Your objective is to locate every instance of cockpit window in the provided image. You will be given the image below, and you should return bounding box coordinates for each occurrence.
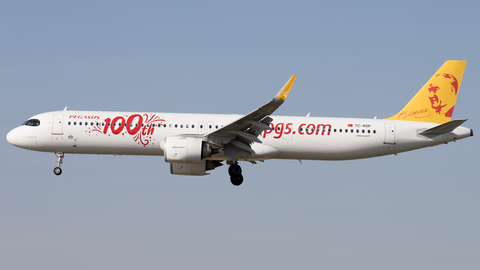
[22,119,41,126]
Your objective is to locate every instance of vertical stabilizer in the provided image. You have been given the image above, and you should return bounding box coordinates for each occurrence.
[387,60,467,123]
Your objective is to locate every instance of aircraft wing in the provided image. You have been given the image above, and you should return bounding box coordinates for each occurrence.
[204,75,296,150]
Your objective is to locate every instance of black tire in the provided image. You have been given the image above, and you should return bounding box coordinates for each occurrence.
[228,164,242,177]
[53,167,62,176]
[230,175,244,186]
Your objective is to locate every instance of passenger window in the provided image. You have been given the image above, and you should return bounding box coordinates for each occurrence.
[79,122,82,126]
[362,130,365,133]
[192,125,194,128]
[200,125,203,128]
[74,122,77,125]
[175,124,178,128]
[373,130,376,134]
[180,124,183,128]
[215,125,218,129]
[68,122,71,125]
[368,130,370,133]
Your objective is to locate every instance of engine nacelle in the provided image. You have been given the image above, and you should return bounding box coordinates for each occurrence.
[170,160,223,176]
[162,137,212,163]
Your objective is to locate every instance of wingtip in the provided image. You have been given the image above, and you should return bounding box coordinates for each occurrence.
[275,75,297,100]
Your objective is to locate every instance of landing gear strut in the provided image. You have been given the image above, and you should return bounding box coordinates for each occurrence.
[54,152,64,176]
[228,163,243,186]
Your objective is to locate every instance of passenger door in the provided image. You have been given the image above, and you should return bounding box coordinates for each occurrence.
[52,114,64,135]
[384,122,396,144]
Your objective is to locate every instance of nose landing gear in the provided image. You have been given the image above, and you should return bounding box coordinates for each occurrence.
[54,152,64,175]
[228,163,243,186]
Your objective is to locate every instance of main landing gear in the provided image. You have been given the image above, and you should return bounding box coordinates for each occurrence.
[53,152,64,176]
[228,163,243,186]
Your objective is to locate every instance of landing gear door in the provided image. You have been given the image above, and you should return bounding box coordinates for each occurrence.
[52,114,64,135]
[384,122,396,144]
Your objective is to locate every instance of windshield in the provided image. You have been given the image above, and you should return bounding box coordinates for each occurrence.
[22,119,40,126]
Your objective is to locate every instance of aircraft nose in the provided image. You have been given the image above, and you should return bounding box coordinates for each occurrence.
[6,127,24,147]
[6,129,16,145]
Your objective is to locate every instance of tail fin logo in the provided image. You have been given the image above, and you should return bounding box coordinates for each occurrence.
[387,60,466,124]
[428,73,458,117]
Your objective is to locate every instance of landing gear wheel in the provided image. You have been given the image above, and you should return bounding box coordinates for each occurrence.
[228,164,242,176]
[54,152,64,176]
[53,167,62,176]
[230,175,244,186]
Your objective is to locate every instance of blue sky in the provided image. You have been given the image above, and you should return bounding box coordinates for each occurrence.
[1,1,480,269]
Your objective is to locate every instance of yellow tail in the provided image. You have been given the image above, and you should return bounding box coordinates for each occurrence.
[387,60,467,123]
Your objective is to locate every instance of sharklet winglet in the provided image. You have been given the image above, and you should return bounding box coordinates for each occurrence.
[274,75,297,100]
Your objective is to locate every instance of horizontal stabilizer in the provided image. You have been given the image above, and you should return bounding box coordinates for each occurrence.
[419,119,467,136]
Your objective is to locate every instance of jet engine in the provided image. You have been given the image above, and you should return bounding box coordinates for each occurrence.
[170,160,223,176]
[162,136,214,163]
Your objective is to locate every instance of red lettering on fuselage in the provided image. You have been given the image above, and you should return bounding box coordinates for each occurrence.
[69,115,100,119]
[274,123,284,139]
[263,122,332,139]
[90,113,165,146]
[263,123,274,138]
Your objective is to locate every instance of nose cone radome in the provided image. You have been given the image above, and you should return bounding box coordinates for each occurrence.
[6,129,16,145]
[6,127,27,148]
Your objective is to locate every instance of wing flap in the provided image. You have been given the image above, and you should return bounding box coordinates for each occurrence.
[245,120,272,130]
[230,140,254,154]
[228,130,263,143]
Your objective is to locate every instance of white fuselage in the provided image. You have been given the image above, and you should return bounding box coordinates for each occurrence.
[6,110,473,161]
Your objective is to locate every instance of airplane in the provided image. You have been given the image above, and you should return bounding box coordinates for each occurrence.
[6,60,473,186]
